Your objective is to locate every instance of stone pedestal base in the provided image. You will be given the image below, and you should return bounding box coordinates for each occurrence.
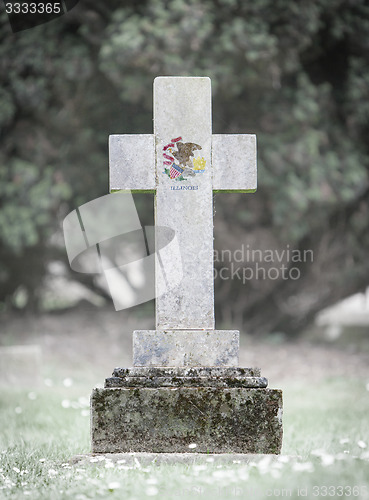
[133,330,240,367]
[91,367,283,454]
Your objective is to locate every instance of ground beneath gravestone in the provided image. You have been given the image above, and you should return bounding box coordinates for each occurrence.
[0,302,368,387]
[1,303,369,500]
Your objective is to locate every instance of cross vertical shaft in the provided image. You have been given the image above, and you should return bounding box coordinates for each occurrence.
[154,77,214,330]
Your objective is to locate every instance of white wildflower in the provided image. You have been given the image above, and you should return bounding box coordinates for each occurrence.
[146,486,159,496]
[335,453,349,460]
[193,464,207,472]
[108,482,121,490]
[292,462,314,472]
[358,440,367,449]
[238,468,249,481]
[212,469,238,481]
[78,396,89,407]
[321,454,335,466]
[63,378,73,387]
[271,468,281,479]
[311,448,325,457]
[256,455,272,473]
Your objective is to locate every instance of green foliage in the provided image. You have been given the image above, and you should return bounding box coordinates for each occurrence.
[0,0,368,320]
[260,73,368,240]
[0,11,116,305]
[0,160,71,253]
[98,0,369,246]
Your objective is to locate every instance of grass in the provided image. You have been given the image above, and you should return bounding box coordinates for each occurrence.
[0,377,369,499]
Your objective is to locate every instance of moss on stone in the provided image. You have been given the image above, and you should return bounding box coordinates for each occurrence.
[91,387,283,454]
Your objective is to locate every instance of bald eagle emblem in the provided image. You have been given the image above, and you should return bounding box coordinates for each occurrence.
[163,136,206,181]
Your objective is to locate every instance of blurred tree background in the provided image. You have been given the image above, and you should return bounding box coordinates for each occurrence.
[0,0,368,335]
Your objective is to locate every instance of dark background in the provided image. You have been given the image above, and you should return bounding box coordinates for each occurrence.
[1,0,369,337]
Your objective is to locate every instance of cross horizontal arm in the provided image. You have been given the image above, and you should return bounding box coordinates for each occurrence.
[109,134,156,192]
[212,134,257,192]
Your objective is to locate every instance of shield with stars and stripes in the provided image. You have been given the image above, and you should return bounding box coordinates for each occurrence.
[170,163,184,179]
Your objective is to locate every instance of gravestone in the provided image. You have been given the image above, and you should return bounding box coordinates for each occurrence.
[91,77,283,454]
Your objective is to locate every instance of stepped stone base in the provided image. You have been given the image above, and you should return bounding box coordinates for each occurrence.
[91,367,283,454]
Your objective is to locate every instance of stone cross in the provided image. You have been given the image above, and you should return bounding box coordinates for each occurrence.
[92,77,282,455]
[109,77,257,367]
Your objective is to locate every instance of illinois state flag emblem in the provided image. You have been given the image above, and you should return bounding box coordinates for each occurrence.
[162,135,206,181]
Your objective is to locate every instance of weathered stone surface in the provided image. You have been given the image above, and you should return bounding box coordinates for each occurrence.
[108,366,266,389]
[113,367,261,377]
[105,375,268,388]
[91,387,283,454]
[212,134,257,192]
[109,134,155,192]
[154,76,214,330]
[133,329,239,367]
